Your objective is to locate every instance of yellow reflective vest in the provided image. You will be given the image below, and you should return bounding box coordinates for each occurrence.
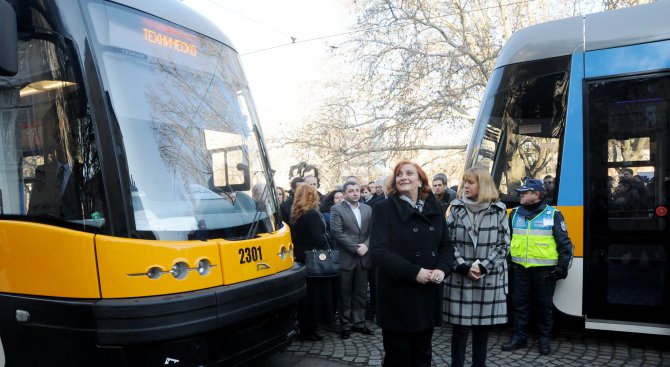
[510,206,559,268]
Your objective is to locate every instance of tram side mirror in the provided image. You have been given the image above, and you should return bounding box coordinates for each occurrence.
[211,145,251,192]
[0,0,18,76]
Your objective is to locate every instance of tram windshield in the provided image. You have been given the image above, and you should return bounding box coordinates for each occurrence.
[87,2,277,240]
[469,56,570,206]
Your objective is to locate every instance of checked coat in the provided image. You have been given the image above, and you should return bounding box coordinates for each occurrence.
[444,199,510,326]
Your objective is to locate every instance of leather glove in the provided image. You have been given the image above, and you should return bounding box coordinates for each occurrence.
[455,263,470,275]
[549,267,568,281]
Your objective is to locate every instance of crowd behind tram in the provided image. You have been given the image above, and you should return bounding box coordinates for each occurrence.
[276,162,573,367]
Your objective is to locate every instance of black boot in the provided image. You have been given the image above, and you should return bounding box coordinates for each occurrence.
[501,337,527,352]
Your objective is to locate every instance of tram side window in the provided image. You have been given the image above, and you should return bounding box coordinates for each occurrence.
[588,75,669,230]
[473,56,570,207]
[0,37,107,232]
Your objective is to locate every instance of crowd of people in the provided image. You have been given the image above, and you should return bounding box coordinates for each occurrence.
[279,162,573,367]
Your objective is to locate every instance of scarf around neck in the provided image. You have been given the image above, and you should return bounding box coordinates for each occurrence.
[461,194,490,236]
[399,194,424,213]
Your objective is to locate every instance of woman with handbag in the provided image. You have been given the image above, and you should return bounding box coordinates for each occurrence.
[369,160,455,367]
[291,184,336,341]
[444,166,510,367]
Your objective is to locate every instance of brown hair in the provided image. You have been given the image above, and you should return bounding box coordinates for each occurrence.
[291,185,320,223]
[457,166,500,203]
[386,160,432,200]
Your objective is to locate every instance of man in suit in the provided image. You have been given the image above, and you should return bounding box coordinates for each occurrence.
[365,179,384,207]
[330,181,373,339]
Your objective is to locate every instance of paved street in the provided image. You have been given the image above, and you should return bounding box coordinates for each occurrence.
[248,323,670,367]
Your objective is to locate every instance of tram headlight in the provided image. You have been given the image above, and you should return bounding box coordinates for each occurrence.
[197,259,211,276]
[171,262,189,279]
[147,266,163,279]
[279,246,287,261]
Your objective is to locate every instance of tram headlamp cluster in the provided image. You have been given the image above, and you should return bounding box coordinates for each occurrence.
[279,246,287,260]
[131,258,216,280]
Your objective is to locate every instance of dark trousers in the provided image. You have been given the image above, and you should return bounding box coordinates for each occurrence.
[368,265,377,312]
[511,264,556,343]
[451,324,489,367]
[339,264,368,330]
[382,328,433,367]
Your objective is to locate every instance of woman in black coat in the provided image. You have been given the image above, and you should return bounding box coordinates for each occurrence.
[290,185,335,341]
[369,160,455,367]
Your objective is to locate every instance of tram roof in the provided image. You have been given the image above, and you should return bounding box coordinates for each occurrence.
[111,0,236,51]
[494,1,670,69]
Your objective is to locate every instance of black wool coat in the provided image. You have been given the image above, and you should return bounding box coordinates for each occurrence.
[290,209,328,264]
[369,194,455,332]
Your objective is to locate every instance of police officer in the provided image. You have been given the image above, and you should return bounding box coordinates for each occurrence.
[501,179,573,355]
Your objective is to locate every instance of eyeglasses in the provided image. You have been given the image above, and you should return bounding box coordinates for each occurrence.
[544,180,555,184]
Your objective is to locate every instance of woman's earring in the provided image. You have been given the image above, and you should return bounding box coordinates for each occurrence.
[418,184,422,188]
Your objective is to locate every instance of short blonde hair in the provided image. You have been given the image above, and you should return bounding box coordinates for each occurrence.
[457,166,499,203]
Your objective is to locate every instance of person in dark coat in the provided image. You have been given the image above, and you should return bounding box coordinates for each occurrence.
[280,177,305,224]
[445,166,510,367]
[369,160,455,367]
[431,173,454,215]
[290,185,335,341]
[320,189,344,233]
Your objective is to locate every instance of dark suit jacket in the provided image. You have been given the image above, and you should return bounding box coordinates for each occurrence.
[330,201,372,270]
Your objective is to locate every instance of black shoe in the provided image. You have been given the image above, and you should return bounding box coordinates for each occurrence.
[538,342,551,355]
[298,331,320,341]
[340,330,351,339]
[352,326,374,335]
[501,338,527,351]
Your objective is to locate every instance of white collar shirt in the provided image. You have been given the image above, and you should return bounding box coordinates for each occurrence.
[346,201,362,228]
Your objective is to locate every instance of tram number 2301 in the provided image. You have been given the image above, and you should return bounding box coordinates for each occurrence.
[239,246,263,264]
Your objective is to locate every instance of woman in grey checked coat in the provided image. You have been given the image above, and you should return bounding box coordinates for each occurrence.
[445,166,510,367]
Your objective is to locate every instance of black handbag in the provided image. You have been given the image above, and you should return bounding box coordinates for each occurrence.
[303,233,340,277]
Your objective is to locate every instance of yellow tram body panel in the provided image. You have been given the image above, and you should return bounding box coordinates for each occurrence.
[219,224,294,284]
[556,206,583,257]
[95,235,224,298]
[96,224,295,298]
[0,221,100,298]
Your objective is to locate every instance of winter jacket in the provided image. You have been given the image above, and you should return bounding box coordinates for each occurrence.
[444,199,510,326]
[369,193,454,332]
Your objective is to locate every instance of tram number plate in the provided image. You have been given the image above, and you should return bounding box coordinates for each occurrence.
[238,246,263,264]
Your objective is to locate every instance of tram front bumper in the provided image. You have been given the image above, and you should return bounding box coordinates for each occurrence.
[95,264,305,345]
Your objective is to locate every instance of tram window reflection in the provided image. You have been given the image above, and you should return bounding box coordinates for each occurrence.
[607,244,666,306]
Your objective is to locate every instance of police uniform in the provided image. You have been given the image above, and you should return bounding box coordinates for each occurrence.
[502,180,573,355]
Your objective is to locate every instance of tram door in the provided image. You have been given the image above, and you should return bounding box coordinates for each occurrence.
[585,72,670,326]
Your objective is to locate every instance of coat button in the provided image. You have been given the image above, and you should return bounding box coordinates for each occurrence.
[412,227,419,232]
[431,252,436,256]
[415,252,421,258]
[429,226,435,231]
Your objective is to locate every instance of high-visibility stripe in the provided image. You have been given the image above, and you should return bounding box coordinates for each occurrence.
[511,256,558,265]
[528,229,553,236]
